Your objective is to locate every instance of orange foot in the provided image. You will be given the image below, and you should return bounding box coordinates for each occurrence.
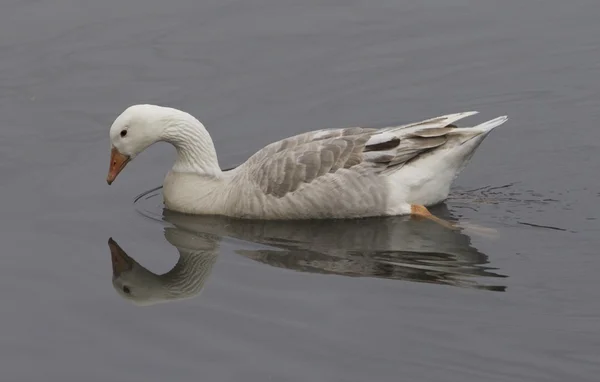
[410,204,499,238]
[410,204,458,230]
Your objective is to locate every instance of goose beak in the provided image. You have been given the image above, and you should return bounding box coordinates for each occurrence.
[107,147,130,185]
[108,238,134,277]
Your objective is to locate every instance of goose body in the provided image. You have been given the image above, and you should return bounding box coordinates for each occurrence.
[107,105,507,220]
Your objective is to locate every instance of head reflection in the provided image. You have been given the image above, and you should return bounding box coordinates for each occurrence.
[108,228,219,306]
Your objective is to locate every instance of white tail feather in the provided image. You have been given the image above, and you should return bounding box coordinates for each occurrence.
[402,111,480,129]
[384,111,480,133]
[473,115,509,133]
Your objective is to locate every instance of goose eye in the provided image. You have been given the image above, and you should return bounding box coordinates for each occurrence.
[120,130,127,137]
[122,286,131,294]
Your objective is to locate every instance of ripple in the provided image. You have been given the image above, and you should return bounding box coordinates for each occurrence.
[133,185,166,223]
[449,183,561,207]
[449,183,570,232]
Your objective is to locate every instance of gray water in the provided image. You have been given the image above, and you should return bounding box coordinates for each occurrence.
[1,0,599,381]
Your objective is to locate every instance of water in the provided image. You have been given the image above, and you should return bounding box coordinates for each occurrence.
[1,0,599,381]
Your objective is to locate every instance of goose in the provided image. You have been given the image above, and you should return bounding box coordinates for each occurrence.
[106,104,507,224]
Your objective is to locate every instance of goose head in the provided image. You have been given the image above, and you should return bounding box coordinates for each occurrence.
[107,105,169,184]
[106,104,218,185]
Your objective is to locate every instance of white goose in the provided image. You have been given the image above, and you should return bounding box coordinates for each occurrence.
[106,104,507,224]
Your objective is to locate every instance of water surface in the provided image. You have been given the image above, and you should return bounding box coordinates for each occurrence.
[1,1,599,381]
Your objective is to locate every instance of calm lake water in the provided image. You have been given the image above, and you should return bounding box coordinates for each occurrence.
[1,1,599,381]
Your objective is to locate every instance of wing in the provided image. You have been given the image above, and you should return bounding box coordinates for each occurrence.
[236,112,478,198]
[239,128,375,198]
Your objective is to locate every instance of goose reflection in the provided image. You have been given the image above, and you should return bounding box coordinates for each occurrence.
[109,204,507,305]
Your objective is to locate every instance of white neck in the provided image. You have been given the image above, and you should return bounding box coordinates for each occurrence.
[159,111,222,177]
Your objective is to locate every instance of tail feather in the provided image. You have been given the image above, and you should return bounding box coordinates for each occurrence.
[384,111,480,133]
[473,115,509,133]
[447,115,509,138]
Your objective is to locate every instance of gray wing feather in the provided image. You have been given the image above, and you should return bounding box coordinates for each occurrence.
[387,136,448,167]
[248,134,372,198]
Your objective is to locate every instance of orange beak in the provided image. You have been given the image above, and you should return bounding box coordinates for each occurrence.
[106,147,131,185]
